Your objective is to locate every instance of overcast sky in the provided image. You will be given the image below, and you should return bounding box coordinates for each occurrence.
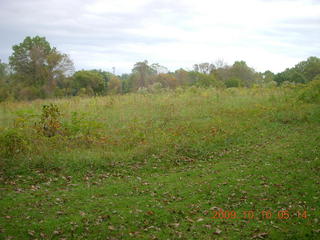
[0,0,319,74]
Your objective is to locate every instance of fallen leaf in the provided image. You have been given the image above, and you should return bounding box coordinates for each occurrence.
[252,232,268,239]
[108,225,115,230]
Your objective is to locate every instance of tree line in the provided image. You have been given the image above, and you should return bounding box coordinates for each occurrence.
[0,36,319,101]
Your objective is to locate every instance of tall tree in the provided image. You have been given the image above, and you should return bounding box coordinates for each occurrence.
[9,36,74,97]
[131,60,156,89]
[274,57,320,85]
[108,75,122,94]
[150,63,168,74]
[193,63,215,74]
[229,61,258,87]
[0,60,10,101]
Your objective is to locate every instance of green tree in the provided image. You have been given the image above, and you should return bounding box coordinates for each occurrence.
[119,73,132,93]
[294,57,320,82]
[0,60,8,79]
[91,69,114,91]
[262,70,275,83]
[0,60,10,101]
[72,70,106,96]
[196,73,224,88]
[212,64,232,83]
[229,61,258,87]
[9,36,74,98]
[274,57,320,85]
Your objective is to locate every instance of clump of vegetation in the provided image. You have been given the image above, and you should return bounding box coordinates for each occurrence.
[36,103,62,137]
[298,75,320,103]
[0,128,30,158]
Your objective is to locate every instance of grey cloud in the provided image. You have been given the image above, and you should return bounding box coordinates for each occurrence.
[0,0,319,73]
[0,0,189,53]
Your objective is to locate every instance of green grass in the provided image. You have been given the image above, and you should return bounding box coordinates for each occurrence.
[1,87,320,239]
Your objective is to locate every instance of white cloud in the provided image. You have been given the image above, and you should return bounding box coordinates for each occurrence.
[0,0,319,73]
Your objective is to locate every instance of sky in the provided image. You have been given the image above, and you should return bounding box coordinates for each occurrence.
[0,0,319,74]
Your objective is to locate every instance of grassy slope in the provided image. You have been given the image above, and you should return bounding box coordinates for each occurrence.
[0,87,319,239]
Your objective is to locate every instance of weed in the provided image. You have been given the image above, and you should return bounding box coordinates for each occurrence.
[36,103,62,137]
[0,128,30,158]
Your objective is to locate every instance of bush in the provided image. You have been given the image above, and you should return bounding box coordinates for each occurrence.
[0,87,10,102]
[225,77,241,88]
[36,104,62,137]
[18,86,44,100]
[137,87,149,95]
[265,81,277,88]
[0,128,30,158]
[298,75,320,103]
[148,82,164,93]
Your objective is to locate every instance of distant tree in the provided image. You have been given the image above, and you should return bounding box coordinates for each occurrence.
[0,60,10,101]
[212,64,232,82]
[214,59,228,68]
[73,70,105,95]
[155,73,178,89]
[294,57,320,82]
[193,63,215,74]
[131,60,156,89]
[0,60,7,79]
[196,73,224,88]
[262,70,275,83]
[119,73,131,93]
[150,63,168,74]
[174,68,191,86]
[108,75,122,94]
[91,69,114,90]
[274,57,320,85]
[229,61,257,87]
[187,71,202,86]
[9,36,74,98]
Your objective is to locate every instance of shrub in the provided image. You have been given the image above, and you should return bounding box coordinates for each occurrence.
[225,77,241,88]
[18,86,44,100]
[265,81,277,88]
[36,103,62,137]
[148,82,164,93]
[298,75,320,103]
[137,87,149,95]
[0,128,30,158]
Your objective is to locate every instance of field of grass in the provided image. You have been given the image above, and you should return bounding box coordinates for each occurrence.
[1,87,319,239]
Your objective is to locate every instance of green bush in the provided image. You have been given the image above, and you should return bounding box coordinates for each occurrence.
[298,75,320,103]
[18,86,44,100]
[36,104,62,137]
[0,128,30,158]
[148,82,164,93]
[137,87,149,95]
[225,77,241,88]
